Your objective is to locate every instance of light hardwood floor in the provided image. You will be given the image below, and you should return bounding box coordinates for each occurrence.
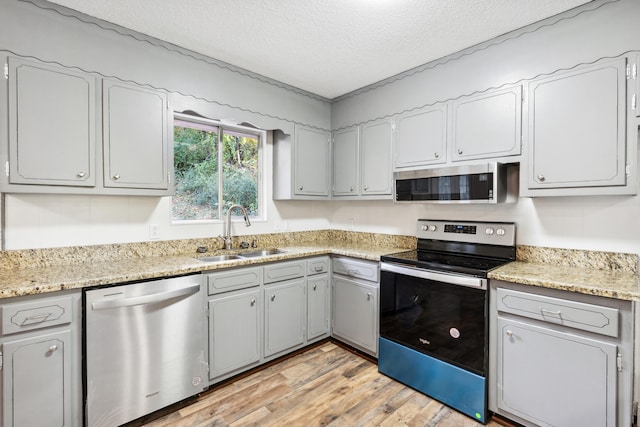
[143,342,507,427]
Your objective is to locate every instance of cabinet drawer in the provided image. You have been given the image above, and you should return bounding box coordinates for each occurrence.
[332,257,379,283]
[496,288,619,338]
[205,266,263,295]
[264,260,306,284]
[1,296,73,335]
[307,256,330,276]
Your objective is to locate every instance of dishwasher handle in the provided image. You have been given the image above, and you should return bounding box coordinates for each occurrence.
[92,283,200,310]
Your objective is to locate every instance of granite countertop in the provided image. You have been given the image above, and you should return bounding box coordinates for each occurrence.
[489,260,640,302]
[0,242,408,299]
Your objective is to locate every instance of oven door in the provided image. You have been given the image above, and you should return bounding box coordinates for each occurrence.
[380,262,488,376]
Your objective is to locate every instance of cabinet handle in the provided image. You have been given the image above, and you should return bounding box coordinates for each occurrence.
[250,298,256,306]
[434,152,439,159]
[298,186,303,191]
[537,173,546,182]
[48,344,58,353]
[76,171,86,178]
[314,265,323,272]
[363,186,368,191]
[313,284,317,291]
[505,330,513,337]
[457,149,463,155]
[350,186,354,192]
[347,269,359,276]
[540,307,562,317]
[113,174,121,180]
[367,292,372,301]
[270,294,276,302]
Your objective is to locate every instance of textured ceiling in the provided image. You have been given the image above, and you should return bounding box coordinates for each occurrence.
[46,0,591,99]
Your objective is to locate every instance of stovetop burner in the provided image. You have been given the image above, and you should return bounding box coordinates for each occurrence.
[381,219,516,278]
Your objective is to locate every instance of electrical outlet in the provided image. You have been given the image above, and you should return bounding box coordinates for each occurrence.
[149,224,160,240]
[347,218,355,230]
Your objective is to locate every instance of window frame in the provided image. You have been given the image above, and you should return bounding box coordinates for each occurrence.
[172,112,266,224]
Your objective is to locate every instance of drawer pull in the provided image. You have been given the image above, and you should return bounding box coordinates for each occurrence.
[540,307,562,318]
[314,265,324,272]
[21,313,52,325]
[506,330,513,337]
[48,345,58,353]
[347,269,359,276]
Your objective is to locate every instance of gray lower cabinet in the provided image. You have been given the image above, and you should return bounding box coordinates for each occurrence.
[208,289,261,381]
[264,279,306,358]
[524,57,629,195]
[331,257,379,356]
[489,280,634,427]
[307,273,330,341]
[0,290,82,427]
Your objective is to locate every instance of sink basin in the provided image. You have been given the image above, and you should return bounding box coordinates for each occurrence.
[239,249,284,258]
[195,254,242,262]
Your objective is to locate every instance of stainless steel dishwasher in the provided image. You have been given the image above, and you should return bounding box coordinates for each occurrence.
[84,274,206,427]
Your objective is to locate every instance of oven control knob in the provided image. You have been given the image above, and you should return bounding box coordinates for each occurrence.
[485,227,495,235]
[496,228,506,236]
[428,225,437,232]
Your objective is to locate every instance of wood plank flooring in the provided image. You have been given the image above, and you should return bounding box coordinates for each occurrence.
[143,342,507,427]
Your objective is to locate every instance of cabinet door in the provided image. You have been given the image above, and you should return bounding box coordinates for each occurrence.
[394,104,447,169]
[307,274,330,340]
[332,276,378,355]
[361,119,393,195]
[208,290,260,380]
[452,86,522,161]
[527,58,627,190]
[2,331,71,427]
[635,54,639,118]
[264,280,305,357]
[497,317,617,427]
[332,127,359,196]
[8,57,96,186]
[103,80,169,189]
[294,126,330,196]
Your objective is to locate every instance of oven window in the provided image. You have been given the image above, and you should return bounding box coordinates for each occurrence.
[380,270,487,375]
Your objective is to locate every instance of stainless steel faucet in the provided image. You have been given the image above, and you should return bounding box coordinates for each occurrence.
[222,204,251,249]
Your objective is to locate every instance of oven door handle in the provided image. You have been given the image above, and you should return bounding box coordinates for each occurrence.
[380,262,487,289]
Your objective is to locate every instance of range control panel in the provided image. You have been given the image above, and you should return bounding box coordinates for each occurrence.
[417,219,515,246]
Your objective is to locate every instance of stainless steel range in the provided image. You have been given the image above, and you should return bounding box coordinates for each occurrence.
[378,219,515,424]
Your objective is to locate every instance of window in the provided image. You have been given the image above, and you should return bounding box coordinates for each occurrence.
[172,114,263,221]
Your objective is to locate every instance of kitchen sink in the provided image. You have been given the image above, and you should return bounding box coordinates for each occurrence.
[238,249,284,258]
[195,254,242,262]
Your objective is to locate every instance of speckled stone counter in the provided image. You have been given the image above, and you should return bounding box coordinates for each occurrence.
[0,231,415,299]
[489,245,640,301]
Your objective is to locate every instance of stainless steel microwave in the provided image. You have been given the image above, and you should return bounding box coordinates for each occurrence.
[394,162,518,203]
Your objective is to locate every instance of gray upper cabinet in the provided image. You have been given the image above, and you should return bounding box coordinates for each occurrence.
[451,86,522,161]
[525,57,628,194]
[2,55,172,195]
[634,54,639,118]
[332,119,393,199]
[103,80,169,190]
[332,126,359,196]
[360,119,393,196]
[394,104,447,169]
[7,56,97,187]
[294,125,330,197]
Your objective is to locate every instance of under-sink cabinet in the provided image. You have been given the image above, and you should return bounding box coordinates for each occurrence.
[0,290,82,427]
[205,267,263,382]
[331,257,380,356]
[203,256,331,384]
[489,280,634,427]
[0,55,172,196]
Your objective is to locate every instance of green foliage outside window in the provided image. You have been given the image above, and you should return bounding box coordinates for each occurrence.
[172,120,259,221]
